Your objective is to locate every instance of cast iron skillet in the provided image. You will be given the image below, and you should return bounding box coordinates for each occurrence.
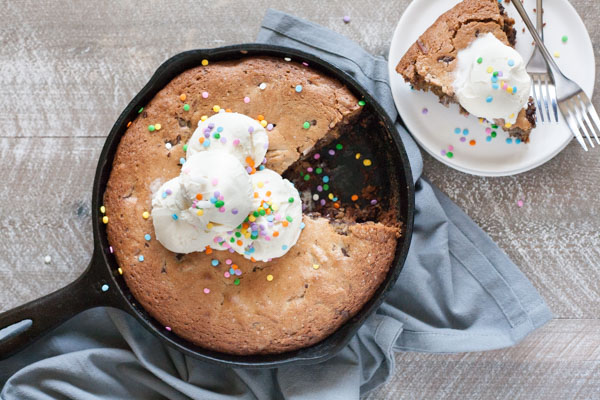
[0,44,414,368]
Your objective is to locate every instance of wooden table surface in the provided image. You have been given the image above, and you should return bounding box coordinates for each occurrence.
[1,0,599,398]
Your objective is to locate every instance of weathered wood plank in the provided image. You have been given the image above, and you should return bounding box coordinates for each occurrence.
[0,138,102,311]
[0,0,404,139]
[365,319,600,400]
[1,0,597,138]
[425,140,600,320]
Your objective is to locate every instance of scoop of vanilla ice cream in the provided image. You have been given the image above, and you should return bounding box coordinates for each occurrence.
[153,112,306,259]
[453,33,532,124]
[151,151,254,254]
[179,151,254,230]
[187,112,268,172]
[222,169,302,262]
[151,177,213,254]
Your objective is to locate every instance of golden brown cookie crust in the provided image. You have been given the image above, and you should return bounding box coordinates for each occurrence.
[103,56,400,355]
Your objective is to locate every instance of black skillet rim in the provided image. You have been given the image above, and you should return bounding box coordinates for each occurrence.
[92,43,415,368]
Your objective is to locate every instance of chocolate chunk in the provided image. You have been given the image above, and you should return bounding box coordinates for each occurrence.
[437,56,455,63]
[525,97,537,127]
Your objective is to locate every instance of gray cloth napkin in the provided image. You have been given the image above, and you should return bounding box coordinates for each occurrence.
[0,9,552,399]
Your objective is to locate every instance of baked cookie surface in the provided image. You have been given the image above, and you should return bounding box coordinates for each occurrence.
[104,56,401,355]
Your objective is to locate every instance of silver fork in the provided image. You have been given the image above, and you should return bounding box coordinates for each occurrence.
[526,0,558,123]
[513,0,600,151]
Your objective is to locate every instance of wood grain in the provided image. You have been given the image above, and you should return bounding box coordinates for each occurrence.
[365,320,600,400]
[425,141,600,319]
[0,0,599,398]
[0,138,101,310]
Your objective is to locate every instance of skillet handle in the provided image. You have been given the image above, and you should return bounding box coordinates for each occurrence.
[0,247,122,360]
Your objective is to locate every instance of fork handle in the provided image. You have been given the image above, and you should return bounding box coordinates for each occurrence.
[511,0,559,72]
[536,0,544,40]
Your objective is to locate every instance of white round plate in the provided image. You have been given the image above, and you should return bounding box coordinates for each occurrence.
[388,0,595,176]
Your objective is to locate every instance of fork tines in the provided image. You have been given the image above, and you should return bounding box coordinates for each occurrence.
[559,92,600,151]
[530,73,559,123]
